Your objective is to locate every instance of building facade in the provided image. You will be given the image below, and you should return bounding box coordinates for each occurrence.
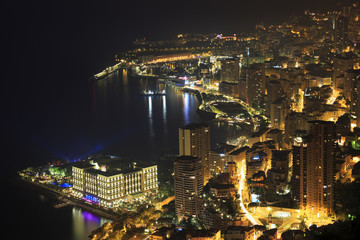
[334,16,349,54]
[292,138,308,209]
[306,121,336,216]
[267,150,292,193]
[209,151,227,177]
[247,63,266,106]
[174,156,203,220]
[357,77,360,128]
[219,81,240,98]
[72,163,158,208]
[179,123,210,184]
[220,58,240,83]
[270,97,287,130]
[344,69,360,115]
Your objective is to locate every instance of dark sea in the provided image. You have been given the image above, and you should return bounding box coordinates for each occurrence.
[3,70,246,240]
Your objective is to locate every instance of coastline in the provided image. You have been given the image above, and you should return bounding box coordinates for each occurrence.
[14,76,212,227]
[14,72,258,239]
[17,177,121,221]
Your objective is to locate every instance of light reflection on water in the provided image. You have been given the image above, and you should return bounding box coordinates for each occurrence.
[8,69,254,240]
[162,95,167,124]
[122,69,128,86]
[72,207,111,240]
[92,71,250,160]
[147,96,154,137]
[184,93,189,124]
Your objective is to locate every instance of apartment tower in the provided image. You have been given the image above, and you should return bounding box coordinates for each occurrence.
[174,156,203,220]
[306,121,336,216]
[179,123,210,184]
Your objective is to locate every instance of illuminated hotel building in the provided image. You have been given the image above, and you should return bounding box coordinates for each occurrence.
[179,123,210,185]
[72,163,158,208]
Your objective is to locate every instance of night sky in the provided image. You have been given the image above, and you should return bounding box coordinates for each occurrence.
[1,0,354,170]
[4,0,352,74]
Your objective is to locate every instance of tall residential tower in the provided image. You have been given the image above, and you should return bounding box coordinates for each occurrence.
[179,123,210,184]
[174,156,203,220]
[306,121,336,216]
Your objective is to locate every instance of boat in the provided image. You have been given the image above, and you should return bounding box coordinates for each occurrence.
[140,90,166,96]
[140,76,166,96]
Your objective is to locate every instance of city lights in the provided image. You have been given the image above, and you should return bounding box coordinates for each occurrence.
[14,1,360,239]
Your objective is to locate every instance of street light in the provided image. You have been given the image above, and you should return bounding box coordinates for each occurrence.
[268,213,272,226]
[267,207,272,228]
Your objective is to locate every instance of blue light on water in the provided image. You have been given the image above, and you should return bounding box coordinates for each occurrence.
[52,182,72,187]
[82,211,99,222]
[184,93,189,123]
[59,183,72,188]
[84,194,99,203]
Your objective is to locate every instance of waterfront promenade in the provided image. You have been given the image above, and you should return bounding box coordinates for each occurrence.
[19,177,122,221]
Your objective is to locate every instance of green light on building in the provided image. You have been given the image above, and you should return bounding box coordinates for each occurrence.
[351,140,360,150]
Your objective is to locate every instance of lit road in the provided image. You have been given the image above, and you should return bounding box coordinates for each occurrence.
[145,53,210,64]
[238,161,263,226]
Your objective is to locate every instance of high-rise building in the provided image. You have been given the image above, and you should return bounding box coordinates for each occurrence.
[209,151,227,177]
[174,156,203,220]
[247,63,266,106]
[220,58,240,83]
[270,97,287,130]
[179,123,210,184]
[219,81,240,98]
[266,80,283,115]
[335,114,351,137]
[344,69,360,114]
[306,121,336,216]
[333,56,354,89]
[208,145,238,177]
[238,74,247,101]
[334,16,349,54]
[284,112,310,144]
[267,150,292,193]
[357,77,360,128]
[292,137,308,209]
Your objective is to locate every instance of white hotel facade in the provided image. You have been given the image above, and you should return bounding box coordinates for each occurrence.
[72,163,158,208]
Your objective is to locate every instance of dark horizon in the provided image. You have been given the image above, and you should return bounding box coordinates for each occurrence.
[5,1,355,73]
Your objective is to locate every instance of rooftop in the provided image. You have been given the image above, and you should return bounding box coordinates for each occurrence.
[86,168,124,177]
[229,146,250,155]
[182,122,209,130]
[72,162,94,169]
[225,225,254,233]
